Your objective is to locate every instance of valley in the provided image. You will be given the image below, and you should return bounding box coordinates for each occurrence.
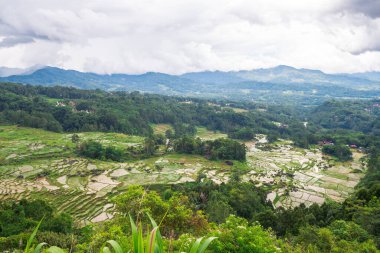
[0,83,379,252]
[0,125,366,225]
[2,1,380,251]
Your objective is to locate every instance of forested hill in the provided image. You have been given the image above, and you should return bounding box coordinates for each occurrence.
[0,82,302,138]
[310,99,380,135]
[3,82,380,149]
[2,66,380,104]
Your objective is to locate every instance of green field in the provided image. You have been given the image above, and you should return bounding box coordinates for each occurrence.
[195,127,227,140]
[151,123,173,135]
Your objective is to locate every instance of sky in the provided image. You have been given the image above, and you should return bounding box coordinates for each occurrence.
[0,0,379,74]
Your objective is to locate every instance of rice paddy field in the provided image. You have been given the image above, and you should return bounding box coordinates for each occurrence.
[0,125,366,225]
[245,135,366,209]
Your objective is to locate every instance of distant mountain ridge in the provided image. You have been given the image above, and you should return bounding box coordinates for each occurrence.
[1,65,380,104]
[0,67,195,91]
[0,65,44,77]
[181,65,378,87]
[1,65,379,88]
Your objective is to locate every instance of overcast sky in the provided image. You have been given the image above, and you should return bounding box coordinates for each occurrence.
[0,0,379,74]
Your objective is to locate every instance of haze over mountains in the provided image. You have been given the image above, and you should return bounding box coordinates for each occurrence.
[1,65,380,104]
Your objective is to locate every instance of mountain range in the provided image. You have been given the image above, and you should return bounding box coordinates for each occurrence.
[1,65,380,104]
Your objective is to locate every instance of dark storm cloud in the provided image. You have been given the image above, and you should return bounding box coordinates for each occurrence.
[344,0,380,18]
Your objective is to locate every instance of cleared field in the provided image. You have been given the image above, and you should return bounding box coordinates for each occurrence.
[152,124,227,140]
[206,102,249,113]
[78,132,144,148]
[222,106,249,113]
[195,127,227,140]
[151,124,173,135]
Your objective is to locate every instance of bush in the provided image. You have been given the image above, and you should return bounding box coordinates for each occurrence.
[322,144,352,161]
[78,140,124,161]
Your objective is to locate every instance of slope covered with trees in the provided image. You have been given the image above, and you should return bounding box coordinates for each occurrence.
[310,99,380,135]
[0,82,314,145]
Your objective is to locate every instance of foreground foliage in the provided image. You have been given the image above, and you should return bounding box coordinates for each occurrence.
[22,215,216,253]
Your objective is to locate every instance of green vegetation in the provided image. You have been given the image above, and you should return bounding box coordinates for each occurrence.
[2,184,379,252]
[0,83,293,140]
[1,82,344,149]
[195,127,227,140]
[311,99,380,135]
[152,124,173,135]
[322,145,353,162]
[78,140,126,161]
[1,83,380,252]
[0,200,73,250]
[173,137,246,161]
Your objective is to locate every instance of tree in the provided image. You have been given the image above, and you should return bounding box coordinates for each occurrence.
[206,191,235,223]
[104,146,123,161]
[112,186,208,237]
[144,137,157,156]
[208,215,285,253]
[165,129,174,139]
[322,145,352,161]
[71,134,80,143]
[78,140,103,159]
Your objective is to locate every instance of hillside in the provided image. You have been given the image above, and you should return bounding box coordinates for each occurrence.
[0,125,367,223]
[310,99,380,135]
[2,66,380,105]
[1,83,380,252]
[0,82,304,138]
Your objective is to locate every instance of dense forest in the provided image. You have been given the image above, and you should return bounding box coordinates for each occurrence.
[310,99,380,135]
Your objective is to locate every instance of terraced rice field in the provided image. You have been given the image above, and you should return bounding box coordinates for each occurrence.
[0,126,367,224]
[245,135,366,208]
[0,126,233,224]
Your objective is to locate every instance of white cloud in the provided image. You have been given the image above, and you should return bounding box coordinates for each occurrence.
[0,0,379,74]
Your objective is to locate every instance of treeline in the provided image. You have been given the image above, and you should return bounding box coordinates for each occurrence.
[78,136,246,162]
[0,82,314,143]
[173,137,246,161]
[78,140,125,161]
[322,144,353,161]
[77,134,164,161]
[359,147,380,189]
